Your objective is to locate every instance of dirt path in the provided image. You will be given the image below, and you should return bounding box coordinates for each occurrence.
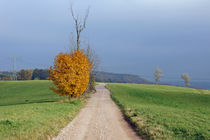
[52,83,141,140]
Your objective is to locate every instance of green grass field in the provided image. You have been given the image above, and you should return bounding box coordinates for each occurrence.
[107,83,210,140]
[0,80,62,106]
[0,80,88,140]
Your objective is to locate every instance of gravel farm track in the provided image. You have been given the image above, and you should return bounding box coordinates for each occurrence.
[52,83,141,140]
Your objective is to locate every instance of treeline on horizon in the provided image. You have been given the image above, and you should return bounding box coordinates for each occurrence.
[0,69,49,80]
[0,70,150,84]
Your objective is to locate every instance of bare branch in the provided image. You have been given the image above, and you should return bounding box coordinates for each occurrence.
[70,5,77,21]
[82,7,90,30]
[70,6,90,51]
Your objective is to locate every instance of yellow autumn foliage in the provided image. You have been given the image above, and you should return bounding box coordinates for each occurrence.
[49,50,92,97]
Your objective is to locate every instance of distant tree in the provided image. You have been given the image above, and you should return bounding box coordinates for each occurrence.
[32,69,49,80]
[17,69,33,80]
[0,76,12,81]
[32,69,40,80]
[39,69,49,80]
[181,73,191,86]
[154,67,163,84]
[0,74,4,79]
[49,50,92,97]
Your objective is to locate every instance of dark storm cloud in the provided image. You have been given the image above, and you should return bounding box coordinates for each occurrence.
[0,0,210,81]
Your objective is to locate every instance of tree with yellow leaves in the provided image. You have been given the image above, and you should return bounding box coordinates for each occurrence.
[49,50,92,97]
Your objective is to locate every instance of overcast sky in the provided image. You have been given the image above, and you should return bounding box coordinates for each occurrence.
[0,0,210,81]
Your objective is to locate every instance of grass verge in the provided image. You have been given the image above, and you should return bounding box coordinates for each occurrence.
[107,83,210,140]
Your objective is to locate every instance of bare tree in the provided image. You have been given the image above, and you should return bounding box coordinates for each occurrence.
[85,44,100,90]
[154,67,163,84]
[181,73,191,86]
[71,6,89,51]
[86,44,100,71]
[70,6,99,91]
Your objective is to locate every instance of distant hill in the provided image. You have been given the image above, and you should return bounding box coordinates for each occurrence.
[0,71,13,77]
[95,71,150,84]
